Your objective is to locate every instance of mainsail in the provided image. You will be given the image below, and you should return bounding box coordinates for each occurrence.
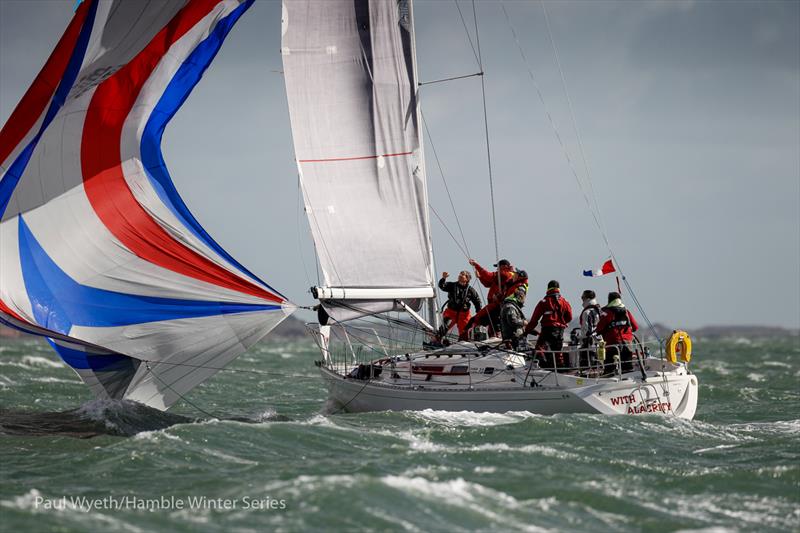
[0,0,291,410]
[281,0,436,321]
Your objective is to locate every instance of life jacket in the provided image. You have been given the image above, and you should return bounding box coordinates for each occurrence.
[608,306,631,331]
[500,298,525,340]
[447,283,473,311]
[580,304,601,326]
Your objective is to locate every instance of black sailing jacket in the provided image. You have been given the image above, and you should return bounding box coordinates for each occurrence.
[438,278,482,312]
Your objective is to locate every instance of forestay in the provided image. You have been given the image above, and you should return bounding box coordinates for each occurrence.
[281,0,435,320]
[0,0,291,410]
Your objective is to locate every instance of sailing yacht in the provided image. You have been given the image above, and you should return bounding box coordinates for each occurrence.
[0,0,698,418]
[281,0,698,418]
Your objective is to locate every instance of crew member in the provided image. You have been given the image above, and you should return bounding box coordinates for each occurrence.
[524,280,573,370]
[500,285,528,350]
[595,291,639,374]
[578,289,601,368]
[459,258,517,339]
[438,270,482,336]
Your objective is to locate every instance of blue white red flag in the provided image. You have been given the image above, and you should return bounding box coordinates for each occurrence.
[583,259,616,277]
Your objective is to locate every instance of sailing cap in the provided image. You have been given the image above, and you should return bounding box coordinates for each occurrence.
[608,291,621,302]
[547,280,560,290]
[582,290,595,300]
[494,259,511,268]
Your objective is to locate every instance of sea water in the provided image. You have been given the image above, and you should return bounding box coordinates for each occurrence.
[0,335,798,532]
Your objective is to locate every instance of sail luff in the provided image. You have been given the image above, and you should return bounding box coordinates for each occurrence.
[407,0,439,328]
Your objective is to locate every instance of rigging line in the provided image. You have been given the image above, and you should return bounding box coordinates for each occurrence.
[540,0,607,238]
[430,205,469,258]
[499,2,610,251]
[471,0,500,262]
[621,275,660,341]
[453,0,480,67]
[329,377,372,415]
[420,111,486,303]
[298,175,345,288]
[419,71,483,86]
[143,362,219,419]
[545,4,653,332]
[140,359,320,380]
[506,0,654,337]
[421,110,471,258]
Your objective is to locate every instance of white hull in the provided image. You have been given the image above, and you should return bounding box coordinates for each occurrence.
[318,342,698,419]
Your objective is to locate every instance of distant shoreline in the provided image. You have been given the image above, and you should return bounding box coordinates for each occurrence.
[1,317,797,341]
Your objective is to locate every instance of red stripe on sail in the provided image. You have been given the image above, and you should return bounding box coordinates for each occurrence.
[298,151,412,163]
[81,0,282,303]
[0,1,93,166]
[0,298,26,323]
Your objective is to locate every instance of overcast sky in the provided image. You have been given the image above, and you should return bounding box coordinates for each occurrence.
[1,0,798,329]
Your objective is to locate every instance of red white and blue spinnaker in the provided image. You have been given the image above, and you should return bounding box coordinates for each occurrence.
[0,0,292,410]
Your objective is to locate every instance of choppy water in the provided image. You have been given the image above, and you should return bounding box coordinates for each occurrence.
[1,335,798,532]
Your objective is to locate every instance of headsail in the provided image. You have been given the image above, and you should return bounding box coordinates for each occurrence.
[281,0,435,321]
[0,0,291,410]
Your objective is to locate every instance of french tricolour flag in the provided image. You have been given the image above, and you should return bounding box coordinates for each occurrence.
[583,259,616,277]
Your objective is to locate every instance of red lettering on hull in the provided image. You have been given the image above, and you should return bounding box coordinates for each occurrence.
[610,393,637,406]
[626,402,672,415]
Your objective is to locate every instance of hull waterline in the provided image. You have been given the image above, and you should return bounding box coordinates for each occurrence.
[319,365,698,419]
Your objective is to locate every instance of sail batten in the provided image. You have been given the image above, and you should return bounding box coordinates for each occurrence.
[282,0,435,318]
[0,0,290,410]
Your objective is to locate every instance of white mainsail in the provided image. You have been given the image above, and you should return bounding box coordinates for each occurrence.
[281,0,435,321]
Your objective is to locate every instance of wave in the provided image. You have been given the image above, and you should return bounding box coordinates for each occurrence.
[0,400,192,438]
[408,408,541,427]
[0,399,292,438]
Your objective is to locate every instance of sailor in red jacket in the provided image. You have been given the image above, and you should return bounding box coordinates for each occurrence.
[595,291,639,374]
[461,259,522,339]
[524,280,573,369]
[471,258,515,306]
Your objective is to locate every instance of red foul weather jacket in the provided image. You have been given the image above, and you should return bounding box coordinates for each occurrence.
[473,262,516,305]
[524,289,573,335]
[595,306,639,345]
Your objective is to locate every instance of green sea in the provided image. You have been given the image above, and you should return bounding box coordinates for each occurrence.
[1,335,798,532]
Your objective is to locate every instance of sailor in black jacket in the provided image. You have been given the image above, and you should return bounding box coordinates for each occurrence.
[438,270,482,336]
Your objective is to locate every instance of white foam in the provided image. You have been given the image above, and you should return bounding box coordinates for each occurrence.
[260,474,362,499]
[380,475,546,531]
[133,430,184,443]
[202,448,258,466]
[0,489,44,511]
[31,376,76,384]
[746,373,765,382]
[170,508,210,525]
[762,360,792,368]
[675,526,739,533]
[0,489,147,531]
[410,409,540,427]
[21,355,63,368]
[692,444,739,454]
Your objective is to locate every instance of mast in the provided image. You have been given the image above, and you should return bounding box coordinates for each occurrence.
[409,0,439,330]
